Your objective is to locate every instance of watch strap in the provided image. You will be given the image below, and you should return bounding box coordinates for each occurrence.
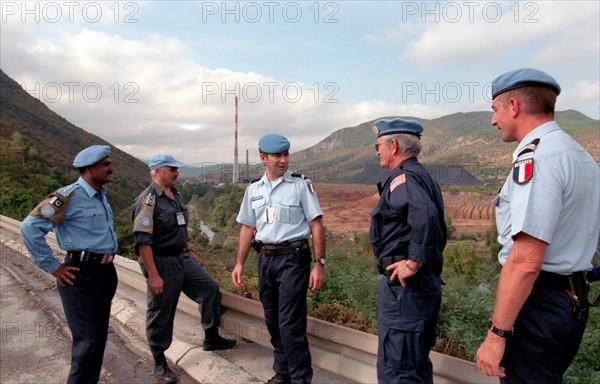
[487,320,514,338]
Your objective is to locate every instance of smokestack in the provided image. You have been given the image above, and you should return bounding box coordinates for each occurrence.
[246,149,249,181]
[233,96,239,184]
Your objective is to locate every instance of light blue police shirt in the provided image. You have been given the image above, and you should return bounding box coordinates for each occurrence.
[20,177,118,274]
[494,121,600,274]
[236,171,324,244]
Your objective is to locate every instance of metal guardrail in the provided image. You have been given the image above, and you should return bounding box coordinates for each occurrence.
[0,214,494,384]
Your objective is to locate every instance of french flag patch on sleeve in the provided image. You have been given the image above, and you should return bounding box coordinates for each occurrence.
[513,158,534,184]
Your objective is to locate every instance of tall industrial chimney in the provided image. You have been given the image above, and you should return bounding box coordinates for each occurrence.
[233,96,239,184]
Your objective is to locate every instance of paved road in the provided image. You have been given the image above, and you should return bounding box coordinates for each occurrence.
[0,243,196,384]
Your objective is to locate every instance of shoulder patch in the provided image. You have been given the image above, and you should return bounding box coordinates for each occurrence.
[513,158,534,184]
[133,193,156,235]
[517,138,540,158]
[29,190,76,226]
[390,174,406,192]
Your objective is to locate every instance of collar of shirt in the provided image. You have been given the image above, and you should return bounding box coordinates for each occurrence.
[77,176,107,198]
[258,170,294,186]
[512,121,560,161]
[149,182,178,197]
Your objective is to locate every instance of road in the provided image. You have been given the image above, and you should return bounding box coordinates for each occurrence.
[0,243,197,384]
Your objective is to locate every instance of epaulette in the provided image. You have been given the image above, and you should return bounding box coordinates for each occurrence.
[249,177,261,185]
[56,182,80,197]
[292,172,316,194]
[517,138,540,157]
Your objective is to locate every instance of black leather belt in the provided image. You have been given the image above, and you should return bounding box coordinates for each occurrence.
[66,251,114,264]
[259,240,310,256]
[534,270,586,291]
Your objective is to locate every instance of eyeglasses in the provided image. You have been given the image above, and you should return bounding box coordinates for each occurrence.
[374,139,394,152]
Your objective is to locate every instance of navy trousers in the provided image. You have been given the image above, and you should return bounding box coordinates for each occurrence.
[500,288,588,384]
[140,254,221,354]
[259,251,312,384]
[58,260,117,384]
[377,273,441,384]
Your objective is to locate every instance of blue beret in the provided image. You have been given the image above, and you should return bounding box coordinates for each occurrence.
[258,134,290,154]
[73,145,111,168]
[492,68,561,99]
[148,153,187,170]
[372,118,423,138]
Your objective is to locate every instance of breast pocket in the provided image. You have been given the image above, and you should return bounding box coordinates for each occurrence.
[277,196,303,223]
[74,205,106,228]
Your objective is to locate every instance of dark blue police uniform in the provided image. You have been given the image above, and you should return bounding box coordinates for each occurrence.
[369,119,447,383]
[236,134,324,384]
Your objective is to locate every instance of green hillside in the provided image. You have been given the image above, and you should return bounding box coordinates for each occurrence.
[0,69,149,237]
[293,111,599,185]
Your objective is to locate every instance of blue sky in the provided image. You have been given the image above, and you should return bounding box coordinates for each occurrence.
[2,1,599,165]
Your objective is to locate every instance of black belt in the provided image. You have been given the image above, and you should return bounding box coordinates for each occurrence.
[66,251,114,264]
[534,270,586,291]
[258,239,310,256]
[153,245,185,257]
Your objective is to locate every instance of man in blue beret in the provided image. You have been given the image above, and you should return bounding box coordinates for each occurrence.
[476,68,599,382]
[233,134,326,384]
[369,118,447,383]
[132,153,236,383]
[20,144,118,384]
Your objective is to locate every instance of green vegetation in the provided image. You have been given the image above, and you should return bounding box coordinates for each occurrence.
[180,185,599,383]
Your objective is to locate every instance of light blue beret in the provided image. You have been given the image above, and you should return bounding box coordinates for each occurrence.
[492,68,561,99]
[372,118,423,138]
[73,145,111,168]
[148,153,187,170]
[258,134,290,154]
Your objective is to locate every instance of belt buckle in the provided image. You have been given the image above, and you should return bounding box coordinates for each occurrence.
[101,254,114,264]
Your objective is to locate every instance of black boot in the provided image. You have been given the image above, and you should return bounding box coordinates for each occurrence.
[153,351,178,383]
[267,373,291,384]
[202,329,237,351]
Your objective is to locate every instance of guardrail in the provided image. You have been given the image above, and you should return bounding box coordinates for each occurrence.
[0,214,493,384]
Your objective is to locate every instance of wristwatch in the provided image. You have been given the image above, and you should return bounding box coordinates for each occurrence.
[487,320,514,338]
[313,258,325,266]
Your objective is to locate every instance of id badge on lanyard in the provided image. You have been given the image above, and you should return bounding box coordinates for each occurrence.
[176,212,186,226]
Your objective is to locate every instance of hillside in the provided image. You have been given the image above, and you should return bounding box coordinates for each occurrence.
[293,111,599,186]
[0,69,149,218]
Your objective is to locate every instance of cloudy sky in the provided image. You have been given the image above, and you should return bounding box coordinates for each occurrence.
[2,1,598,166]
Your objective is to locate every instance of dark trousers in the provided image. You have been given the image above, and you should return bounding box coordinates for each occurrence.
[58,261,117,384]
[258,252,312,384]
[140,254,221,354]
[500,288,588,384]
[377,273,441,384]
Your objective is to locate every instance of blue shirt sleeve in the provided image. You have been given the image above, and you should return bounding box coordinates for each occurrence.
[20,215,62,274]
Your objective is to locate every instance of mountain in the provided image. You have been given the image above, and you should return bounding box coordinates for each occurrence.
[0,69,149,217]
[292,111,599,186]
